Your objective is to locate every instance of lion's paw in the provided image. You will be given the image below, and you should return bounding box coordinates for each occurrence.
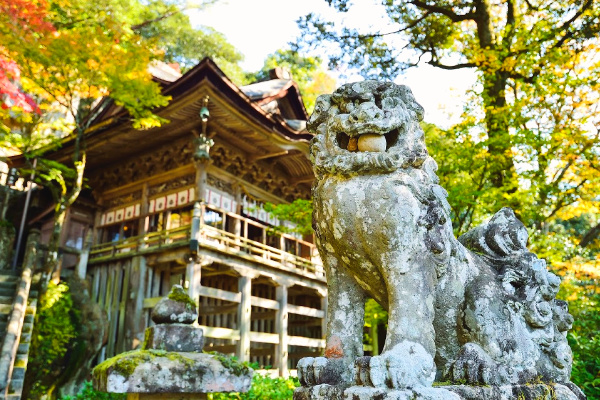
[297,357,349,387]
[354,341,436,389]
[448,343,503,385]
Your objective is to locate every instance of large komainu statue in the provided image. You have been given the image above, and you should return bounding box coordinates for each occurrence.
[296,81,585,400]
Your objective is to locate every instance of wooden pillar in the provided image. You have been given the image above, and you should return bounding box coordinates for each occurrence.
[186,258,202,306]
[275,283,289,376]
[126,256,147,350]
[234,185,242,237]
[237,275,252,363]
[195,160,209,203]
[320,294,328,341]
[139,182,149,237]
[76,230,93,279]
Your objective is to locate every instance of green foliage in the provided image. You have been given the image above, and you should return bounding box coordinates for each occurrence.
[118,0,247,83]
[556,270,600,399]
[263,199,313,237]
[58,381,125,400]
[208,371,299,400]
[27,281,80,398]
[0,219,15,231]
[296,1,600,237]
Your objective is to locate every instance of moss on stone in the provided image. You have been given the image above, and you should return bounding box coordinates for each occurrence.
[203,351,252,376]
[93,349,199,382]
[167,286,197,309]
[141,328,151,350]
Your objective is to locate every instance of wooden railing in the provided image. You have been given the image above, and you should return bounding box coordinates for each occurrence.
[89,225,191,260]
[89,203,323,276]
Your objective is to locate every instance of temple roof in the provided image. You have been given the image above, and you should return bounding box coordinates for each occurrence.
[9,58,315,193]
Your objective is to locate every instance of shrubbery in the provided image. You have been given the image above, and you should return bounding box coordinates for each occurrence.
[209,367,298,400]
[26,281,80,398]
[58,381,125,400]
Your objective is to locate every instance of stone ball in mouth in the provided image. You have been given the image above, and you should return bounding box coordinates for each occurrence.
[357,134,386,152]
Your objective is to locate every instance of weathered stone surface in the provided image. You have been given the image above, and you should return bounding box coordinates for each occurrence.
[143,324,204,352]
[92,350,252,394]
[297,80,584,399]
[294,384,582,400]
[151,285,197,324]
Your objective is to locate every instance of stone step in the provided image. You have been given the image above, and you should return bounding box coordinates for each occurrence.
[0,304,12,314]
[0,270,20,277]
[22,322,32,332]
[9,377,23,393]
[0,281,17,290]
[0,288,15,297]
[24,314,33,324]
[17,342,29,355]
[14,354,28,369]
[20,331,30,344]
[0,274,19,282]
[11,367,25,381]
[0,295,14,304]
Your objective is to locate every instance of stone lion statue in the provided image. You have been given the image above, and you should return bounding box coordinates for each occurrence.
[296,81,584,400]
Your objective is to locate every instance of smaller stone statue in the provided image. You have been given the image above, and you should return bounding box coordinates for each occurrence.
[93,285,253,399]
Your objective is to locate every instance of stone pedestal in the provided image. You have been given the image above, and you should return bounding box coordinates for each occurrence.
[294,383,586,400]
[93,285,253,398]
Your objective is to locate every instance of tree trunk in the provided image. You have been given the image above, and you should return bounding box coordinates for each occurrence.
[482,70,515,189]
[580,222,600,248]
[43,152,87,281]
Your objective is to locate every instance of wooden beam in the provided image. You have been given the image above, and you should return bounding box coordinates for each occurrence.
[198,286,241,303]
[248,150,288,162]
[198,304,238,315]
[291,174,314,184]
[288,336,325,348]
[288,304,325,318]
[250,296,280,310]
[198,325,240,340]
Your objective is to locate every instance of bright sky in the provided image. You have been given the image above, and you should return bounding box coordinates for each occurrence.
[188,0,477,127]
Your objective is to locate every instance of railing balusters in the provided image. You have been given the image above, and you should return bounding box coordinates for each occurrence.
[88,205,322,275]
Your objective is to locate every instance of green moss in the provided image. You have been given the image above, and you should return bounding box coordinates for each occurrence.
[167,286,197,309]
[203,351,252,376]
[93,349,199,382]
[142,328,151,350]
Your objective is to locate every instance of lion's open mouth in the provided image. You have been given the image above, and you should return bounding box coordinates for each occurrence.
[335,129,400,153]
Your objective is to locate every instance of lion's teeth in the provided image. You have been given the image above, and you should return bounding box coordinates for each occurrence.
[357,134,387,152]
[347,137,358,152]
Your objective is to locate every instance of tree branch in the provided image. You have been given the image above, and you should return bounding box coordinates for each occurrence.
[580,222,600,247]
[341,11,431,39]
[131,10,180,31]
[553,0,593,49]
[427,59,476,70]
[408,0,476,22]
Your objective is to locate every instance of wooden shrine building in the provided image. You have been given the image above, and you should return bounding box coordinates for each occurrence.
[13,58,326,375]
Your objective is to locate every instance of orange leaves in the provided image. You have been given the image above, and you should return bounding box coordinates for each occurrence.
[0,0,55,34]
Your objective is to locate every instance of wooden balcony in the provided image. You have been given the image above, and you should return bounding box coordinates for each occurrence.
[88,203,323,279]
